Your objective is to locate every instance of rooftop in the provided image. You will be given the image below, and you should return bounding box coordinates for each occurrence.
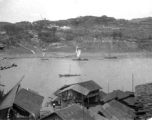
[54,80,102,96]
[103,90,133,103]
[41,104,95,120]
[77,80,102,91]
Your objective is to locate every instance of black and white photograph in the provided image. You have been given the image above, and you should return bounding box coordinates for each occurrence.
[0,0,152,119]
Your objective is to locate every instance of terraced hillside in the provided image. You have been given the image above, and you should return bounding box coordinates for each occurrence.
[0,15,152,54]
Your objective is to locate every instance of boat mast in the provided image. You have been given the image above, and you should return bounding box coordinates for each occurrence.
[69,64,71,74]
[108,82,109,93]
[132,74,134,92]
[108,41,111,57]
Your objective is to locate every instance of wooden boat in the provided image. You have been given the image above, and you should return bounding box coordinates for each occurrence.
[59,64,80,78]
[41,58,49,60]
[12,63,17,67]
[59,74,81,77]
[73,46,89,61]
[104,56,118,59]
[72,58,89,61]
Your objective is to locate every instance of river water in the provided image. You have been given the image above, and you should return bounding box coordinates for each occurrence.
[1,55,152,105]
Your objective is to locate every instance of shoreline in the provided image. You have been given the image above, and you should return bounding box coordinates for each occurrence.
[1,51,152,60]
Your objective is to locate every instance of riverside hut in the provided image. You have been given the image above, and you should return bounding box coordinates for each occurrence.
[51,80,102,109]
[103,90,135,108]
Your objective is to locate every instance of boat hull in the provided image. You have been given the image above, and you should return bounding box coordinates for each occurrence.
[59,74,81,77]
[72,58,88,61]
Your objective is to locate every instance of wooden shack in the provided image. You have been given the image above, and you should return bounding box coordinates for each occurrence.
[103,90,135,108]
[53,80,102,108]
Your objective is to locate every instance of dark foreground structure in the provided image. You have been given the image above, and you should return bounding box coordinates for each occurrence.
[135,82,152,119]
[0,77,44,120]
[1,77,150,120]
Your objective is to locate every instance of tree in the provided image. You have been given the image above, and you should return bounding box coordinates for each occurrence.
[118,31,122,39]
[148,35,152,40]
[3,24,23,36]
[112,31,118,40]
[112,31,122,40]
[65,34,74,41]
[50,27,57,37]
[3,24,24,46]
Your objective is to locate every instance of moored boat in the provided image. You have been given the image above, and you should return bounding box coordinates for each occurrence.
[59,74,81,77]
[72,58,89,61]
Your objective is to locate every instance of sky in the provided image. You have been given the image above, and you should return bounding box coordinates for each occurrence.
[0,0,152,23]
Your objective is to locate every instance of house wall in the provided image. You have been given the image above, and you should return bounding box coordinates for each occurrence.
[61,90,100,108]
[86,90,100,103]
[87,96,100,103]
[61,90,83,102]
[60,90,100,108]
[60,90,84,108]
[0,108,8,120]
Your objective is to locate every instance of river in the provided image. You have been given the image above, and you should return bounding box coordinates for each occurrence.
[0,55,152,105]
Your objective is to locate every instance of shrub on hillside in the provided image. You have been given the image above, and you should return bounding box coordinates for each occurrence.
[3,24,23,36]
[65,34,74,41]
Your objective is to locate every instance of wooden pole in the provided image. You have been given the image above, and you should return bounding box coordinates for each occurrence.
[69,64,71,74]
[122,85,123,92]
[132,74,134,92]
[108,83,109,93]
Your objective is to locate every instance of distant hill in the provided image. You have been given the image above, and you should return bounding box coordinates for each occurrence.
[1,15,152,53]
[0,22,12,28]
[130,17,152,23]
[48,15,118,27]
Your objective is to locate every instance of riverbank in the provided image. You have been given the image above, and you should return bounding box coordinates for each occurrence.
[1,41,152,59]
[1,50,152,60]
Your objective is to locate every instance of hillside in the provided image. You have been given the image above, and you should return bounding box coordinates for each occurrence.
[130,17,152,23]
[0,15,152,54]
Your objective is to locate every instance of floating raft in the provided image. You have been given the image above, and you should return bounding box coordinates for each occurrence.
[72,58,88,61]
[59,74,81,78]
[0,58,17,70]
